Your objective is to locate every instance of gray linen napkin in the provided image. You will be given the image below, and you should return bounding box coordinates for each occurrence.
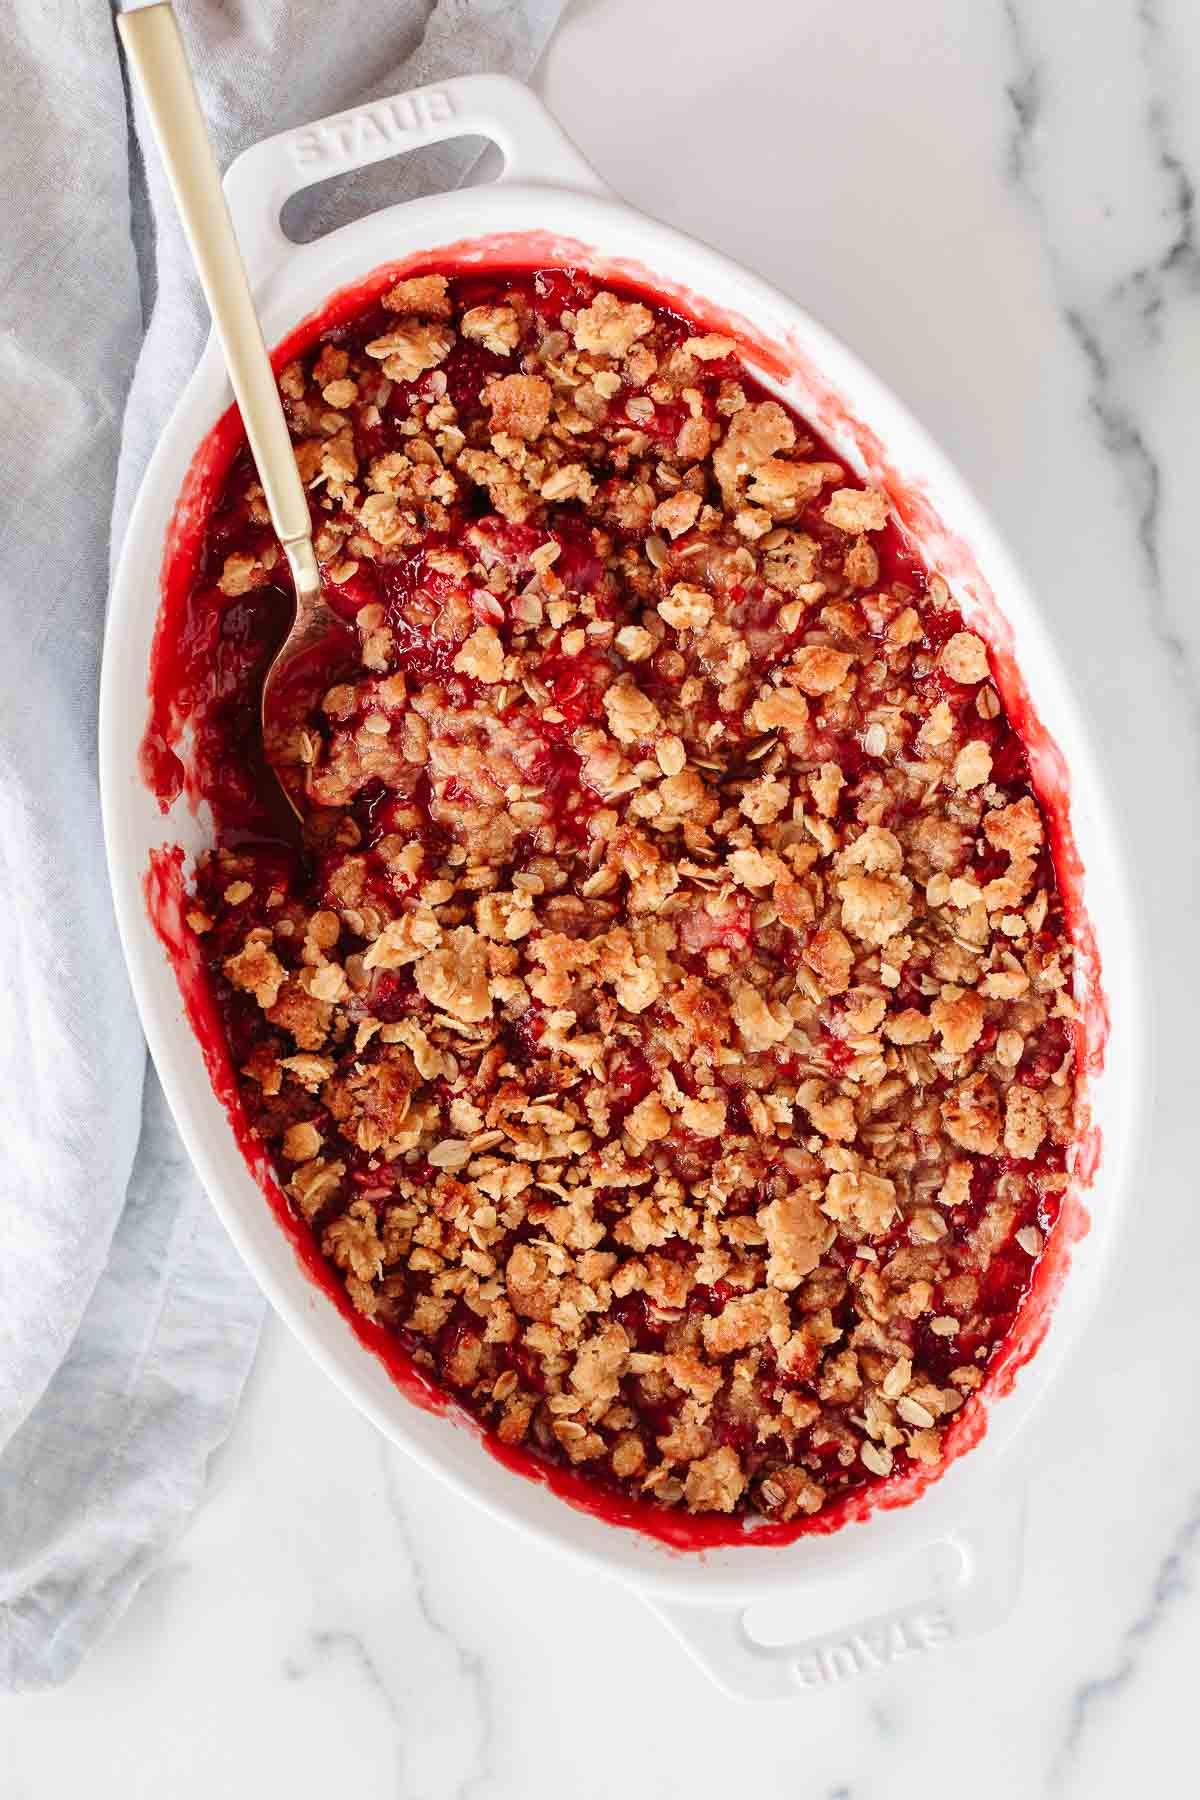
[0,0,565,1691]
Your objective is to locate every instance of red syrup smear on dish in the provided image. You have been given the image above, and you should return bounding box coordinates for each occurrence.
[142,236,1106,1553]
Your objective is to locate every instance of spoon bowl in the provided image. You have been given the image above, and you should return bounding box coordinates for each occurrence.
[261,541,343,818]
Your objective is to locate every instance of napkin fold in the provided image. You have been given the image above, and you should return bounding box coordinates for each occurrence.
[0,0,565,1691]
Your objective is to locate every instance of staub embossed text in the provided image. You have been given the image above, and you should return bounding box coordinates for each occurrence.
[792,1609,954,1687]
[290,90,456,170]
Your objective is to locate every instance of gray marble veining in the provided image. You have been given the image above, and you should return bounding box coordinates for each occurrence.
[1004,0,1200,743]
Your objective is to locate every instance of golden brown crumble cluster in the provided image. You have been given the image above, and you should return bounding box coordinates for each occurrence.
[185,268,1079,1524]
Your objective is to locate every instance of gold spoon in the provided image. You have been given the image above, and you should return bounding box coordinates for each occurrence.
[119,2,338,820]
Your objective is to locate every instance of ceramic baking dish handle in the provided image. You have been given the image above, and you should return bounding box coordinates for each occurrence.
[645,1491,1026,1701]
[222,73,611,282]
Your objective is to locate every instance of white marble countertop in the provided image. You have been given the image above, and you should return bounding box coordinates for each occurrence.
[8,0,1197,1790]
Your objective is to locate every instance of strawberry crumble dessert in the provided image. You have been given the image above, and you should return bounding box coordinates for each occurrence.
[164,266,1081,1528]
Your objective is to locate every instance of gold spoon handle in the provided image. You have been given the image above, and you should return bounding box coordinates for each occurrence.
[118,3,313,558]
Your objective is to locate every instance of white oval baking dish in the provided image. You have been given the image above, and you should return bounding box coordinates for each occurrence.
[100,75,1145,1699]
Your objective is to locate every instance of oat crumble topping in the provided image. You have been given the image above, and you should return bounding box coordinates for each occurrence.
[172,267,1081,1527]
